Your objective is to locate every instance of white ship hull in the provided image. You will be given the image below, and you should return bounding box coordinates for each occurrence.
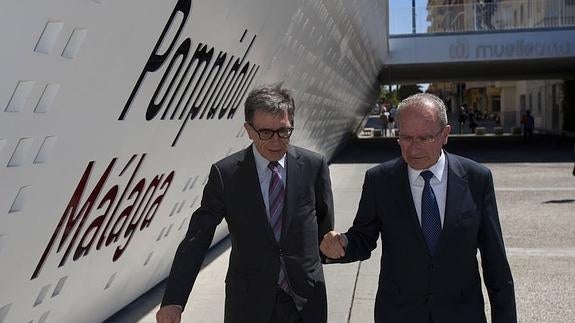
[0,0,387,322]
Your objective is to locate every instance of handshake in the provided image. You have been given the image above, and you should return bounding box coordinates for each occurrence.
[320,231,348,259]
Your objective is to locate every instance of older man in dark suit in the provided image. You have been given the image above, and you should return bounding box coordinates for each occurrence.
[321,93,516,323]
[156,84,334,323]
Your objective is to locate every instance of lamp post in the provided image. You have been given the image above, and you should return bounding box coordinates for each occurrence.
[412,0,416,34]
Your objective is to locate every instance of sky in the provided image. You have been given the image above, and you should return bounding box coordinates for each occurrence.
[389,0,430,35]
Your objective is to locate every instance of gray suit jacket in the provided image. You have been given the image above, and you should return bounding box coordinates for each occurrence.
[162,145,334,323]
[337,152,516,323]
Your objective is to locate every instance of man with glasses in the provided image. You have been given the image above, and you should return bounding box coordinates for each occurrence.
[157,84,334,323]
[320,93,516,323]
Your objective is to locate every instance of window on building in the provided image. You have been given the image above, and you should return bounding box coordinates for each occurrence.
[492,96,501,112]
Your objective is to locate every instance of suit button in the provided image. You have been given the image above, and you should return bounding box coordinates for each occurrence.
[279,248,284,257]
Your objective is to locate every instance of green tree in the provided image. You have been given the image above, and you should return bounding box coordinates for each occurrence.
[397,84,423,100]
[379,85,399,106]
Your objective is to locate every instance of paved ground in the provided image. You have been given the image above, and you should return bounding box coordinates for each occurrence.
[106,134,575,323]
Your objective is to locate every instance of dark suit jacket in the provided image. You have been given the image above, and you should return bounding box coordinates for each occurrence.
[162,145,334,323]
[338,152,516,323]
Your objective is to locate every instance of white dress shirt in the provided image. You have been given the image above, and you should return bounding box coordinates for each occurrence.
[407,151,448,228]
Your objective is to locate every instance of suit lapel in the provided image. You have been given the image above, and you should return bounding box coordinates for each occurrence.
[283,146,302,242]
[444,153,468,228]
[238,146,278,246]
[437,153,472,254]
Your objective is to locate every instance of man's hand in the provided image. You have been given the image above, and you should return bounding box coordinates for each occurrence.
[156,305,182,323]
[320,231,347,259]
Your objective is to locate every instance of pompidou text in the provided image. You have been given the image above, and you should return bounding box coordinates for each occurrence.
[119,0,260,146]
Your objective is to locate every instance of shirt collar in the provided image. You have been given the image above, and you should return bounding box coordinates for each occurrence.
[252,145,286,173]
[407,150,447,185]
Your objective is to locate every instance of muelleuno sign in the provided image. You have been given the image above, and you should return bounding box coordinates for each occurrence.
[388,29,575,65]
[450,37,574,60]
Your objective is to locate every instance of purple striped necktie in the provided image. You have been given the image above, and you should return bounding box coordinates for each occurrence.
[268,161,290,293]
[268,161,284,242]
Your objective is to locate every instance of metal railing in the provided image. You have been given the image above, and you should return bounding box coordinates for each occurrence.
[390,0,575,35]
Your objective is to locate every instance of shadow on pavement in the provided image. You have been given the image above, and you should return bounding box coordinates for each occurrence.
[104,237,231,322]
[332,134,575,164]
[542,199,575,204]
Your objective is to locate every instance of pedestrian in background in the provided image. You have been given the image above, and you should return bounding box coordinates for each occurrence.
[458,105,467,134]
[520,110,535,141]
[380,105,389,137]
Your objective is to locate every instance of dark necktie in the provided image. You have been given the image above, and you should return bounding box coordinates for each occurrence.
[421,170,442,256]
[268,161,290,292]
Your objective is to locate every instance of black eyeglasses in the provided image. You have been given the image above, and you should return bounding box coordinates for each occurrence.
[248,123,294,140]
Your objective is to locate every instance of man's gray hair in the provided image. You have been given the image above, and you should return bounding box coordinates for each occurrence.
[244,83,295,124]
[395,93,448,128]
